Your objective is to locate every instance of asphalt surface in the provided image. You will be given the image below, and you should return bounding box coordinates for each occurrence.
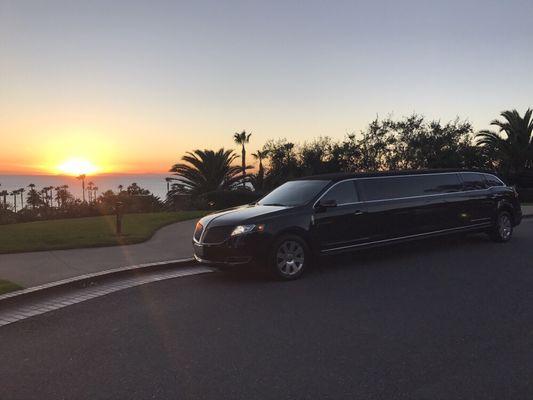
[1,220,533,400]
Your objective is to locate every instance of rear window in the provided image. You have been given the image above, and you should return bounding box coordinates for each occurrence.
[461,173,487,190]
[359,174,462,201]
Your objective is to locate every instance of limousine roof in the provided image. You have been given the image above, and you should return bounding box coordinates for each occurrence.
[297,169,500,182]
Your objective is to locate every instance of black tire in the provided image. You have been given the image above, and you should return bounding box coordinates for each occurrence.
[268,234,310,280]
[489,211,513,243]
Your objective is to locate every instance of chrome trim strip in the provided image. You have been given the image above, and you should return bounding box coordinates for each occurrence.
[471,217,491,222]
[321,222,492,253]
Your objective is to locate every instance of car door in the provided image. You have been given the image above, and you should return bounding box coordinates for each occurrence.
[416,173,465,231]
[312,180,369,251]
[357,176,429,240]
[457,172,493,226]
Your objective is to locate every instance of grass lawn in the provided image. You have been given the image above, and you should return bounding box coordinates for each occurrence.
[0,279,23,295]
[0,211,208,254]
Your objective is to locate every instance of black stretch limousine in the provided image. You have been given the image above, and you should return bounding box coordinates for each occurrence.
[193,170,522,280]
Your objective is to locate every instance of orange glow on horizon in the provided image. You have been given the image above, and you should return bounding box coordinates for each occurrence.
[56,157,100,176]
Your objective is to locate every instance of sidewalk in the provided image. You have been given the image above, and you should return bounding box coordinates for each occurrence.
[1,206,532,290]
[0,219,198,288]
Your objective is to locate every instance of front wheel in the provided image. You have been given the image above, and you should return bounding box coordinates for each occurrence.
[269,234,310,280]
[489,211,513,242]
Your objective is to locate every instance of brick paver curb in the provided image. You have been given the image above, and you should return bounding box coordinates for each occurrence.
[0,257,196,303]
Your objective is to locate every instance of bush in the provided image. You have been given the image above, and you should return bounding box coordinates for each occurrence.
[0,209,17,224]
[193,190,262,210]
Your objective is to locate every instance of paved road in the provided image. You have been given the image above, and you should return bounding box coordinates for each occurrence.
[1,220,533,399]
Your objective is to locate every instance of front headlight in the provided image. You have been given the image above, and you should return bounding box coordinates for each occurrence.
[231,224,265,236]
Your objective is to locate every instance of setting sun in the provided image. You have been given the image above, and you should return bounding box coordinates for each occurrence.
[57,158,100,176]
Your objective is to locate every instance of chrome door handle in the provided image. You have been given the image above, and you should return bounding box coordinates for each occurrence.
[354,210,365,216]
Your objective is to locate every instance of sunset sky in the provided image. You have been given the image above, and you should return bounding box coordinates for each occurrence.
[1,0,532,175]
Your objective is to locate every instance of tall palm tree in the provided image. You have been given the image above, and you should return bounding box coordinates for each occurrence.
[40,188,48,207]
[54,186,61,207]
[165,177,173,193]
[18,188,25,209]
[476,109,533,178]
[27,184,41,209]
[42,186,54,207]
[118,184,123,193]
[87,181,94,203]
[233,130,252,188]
[169,148,247,195]
[252,149,268,190]
[77,174,86,202]
[11,190,18,212]
[0,190,8,209]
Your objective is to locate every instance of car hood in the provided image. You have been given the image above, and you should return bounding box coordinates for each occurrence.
[199,204,292,228]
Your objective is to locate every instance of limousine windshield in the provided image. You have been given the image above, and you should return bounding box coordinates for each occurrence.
[258,180,330,206]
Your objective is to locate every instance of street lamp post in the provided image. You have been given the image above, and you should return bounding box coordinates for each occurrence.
[115,201,124,235]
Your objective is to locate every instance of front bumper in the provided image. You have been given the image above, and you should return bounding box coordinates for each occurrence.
[192,232,269,267]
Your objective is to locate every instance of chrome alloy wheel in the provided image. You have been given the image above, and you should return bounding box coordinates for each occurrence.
[499,214,512,240]
[276,240,305,276]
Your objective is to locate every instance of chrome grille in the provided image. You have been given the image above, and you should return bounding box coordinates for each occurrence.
[203,226,233,244]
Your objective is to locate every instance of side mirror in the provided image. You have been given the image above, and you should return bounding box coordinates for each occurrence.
[316,199,337,211]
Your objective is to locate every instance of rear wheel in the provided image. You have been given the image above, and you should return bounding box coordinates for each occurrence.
[269,234,310,280]
[489,211,513,242]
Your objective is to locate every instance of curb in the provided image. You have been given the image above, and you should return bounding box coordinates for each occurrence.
[0,257,197,304]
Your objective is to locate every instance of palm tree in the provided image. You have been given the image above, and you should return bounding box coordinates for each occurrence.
[252,149,268,190]
[87,181,94,203]
[169,148,247,195]
[60,185,71,207]
[54,186,61,207]
[18,188,25,209]
[42,186,54,207]
[77,174,86,202]
[118,184,123,193]
[0,190,8,209]
[476,109,533,179]
[233,130,252,188]
[165,177,173,193]
[40,188,48,207]
[11,190,18,212]
[93,186,98,202]
[27,184,41,209]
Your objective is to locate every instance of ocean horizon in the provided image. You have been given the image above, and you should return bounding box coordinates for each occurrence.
[0,173,173,205]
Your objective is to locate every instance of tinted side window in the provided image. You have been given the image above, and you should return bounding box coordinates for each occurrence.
[321,181,358,204]
[484,174,504,187]
[422,174,462,194]
[359,174,463,201]
[359,177,418,200]
[461,173,487,190]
